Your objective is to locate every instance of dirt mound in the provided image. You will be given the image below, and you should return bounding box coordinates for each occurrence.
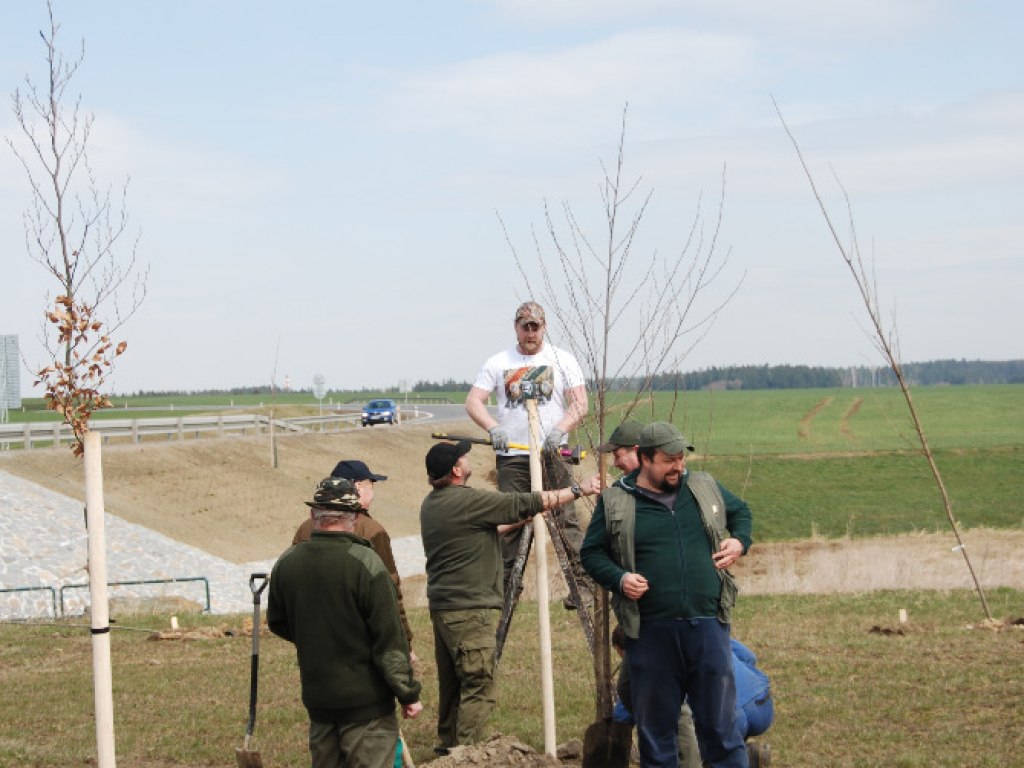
[427,734,572,767]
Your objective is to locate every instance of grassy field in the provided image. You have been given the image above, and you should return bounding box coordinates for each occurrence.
[701,446,1024,539]
[11,384,1022,453]
[1,589,1021,767]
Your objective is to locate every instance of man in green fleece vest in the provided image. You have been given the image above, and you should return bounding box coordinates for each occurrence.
[420,439,598,754]
[581,422,753,768]
[268,476,422,768]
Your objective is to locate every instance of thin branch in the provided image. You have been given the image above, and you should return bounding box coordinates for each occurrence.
[773,95,991,621]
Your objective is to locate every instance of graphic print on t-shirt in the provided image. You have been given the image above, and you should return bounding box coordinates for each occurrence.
[502,365,553,409]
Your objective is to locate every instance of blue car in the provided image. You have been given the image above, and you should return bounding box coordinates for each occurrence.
[361,399,398,426]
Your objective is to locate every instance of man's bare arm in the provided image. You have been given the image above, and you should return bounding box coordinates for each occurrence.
[557,384,588,433]
[466,385,497,431]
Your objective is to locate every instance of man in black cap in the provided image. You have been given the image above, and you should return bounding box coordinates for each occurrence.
[292,459,414,658]
[269,477,422,768]
[419,440,597,753]
[582,422,753,768]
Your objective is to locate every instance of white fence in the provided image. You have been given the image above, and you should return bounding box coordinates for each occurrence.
[0,413,355,449]
[0,407,432,450]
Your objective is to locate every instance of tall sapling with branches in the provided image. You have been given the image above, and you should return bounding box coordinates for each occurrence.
[7,0,147,455]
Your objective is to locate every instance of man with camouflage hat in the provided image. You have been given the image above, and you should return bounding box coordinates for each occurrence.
[291,459,414,659]
[581,422,753,768]
[269,477,422,768]
[465,300,589,604]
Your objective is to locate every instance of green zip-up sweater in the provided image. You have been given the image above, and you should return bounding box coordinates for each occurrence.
[420,484,543,611]
[267,531,421,723]
[581,469,753,622]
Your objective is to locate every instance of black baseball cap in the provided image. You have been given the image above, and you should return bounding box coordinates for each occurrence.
[426,441,471,480]
[331,459,387,482]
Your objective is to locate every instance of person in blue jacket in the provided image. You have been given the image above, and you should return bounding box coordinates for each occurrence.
[730,639,773,742]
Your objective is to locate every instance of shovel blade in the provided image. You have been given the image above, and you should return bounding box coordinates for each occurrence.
[235,746,264,768]
[582,718,632,768]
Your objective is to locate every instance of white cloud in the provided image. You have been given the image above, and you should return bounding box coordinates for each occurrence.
[485,0,948,39]
[377,28,757,145]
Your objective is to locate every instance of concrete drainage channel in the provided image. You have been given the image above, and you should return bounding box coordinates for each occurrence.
[0,468,277,620]
[0,468,429,621]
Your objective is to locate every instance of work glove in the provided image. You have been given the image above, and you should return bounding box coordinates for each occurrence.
[488,426,509,453]
[543,428,566,455]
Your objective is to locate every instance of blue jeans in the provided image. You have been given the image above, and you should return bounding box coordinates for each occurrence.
[627,618,747,768]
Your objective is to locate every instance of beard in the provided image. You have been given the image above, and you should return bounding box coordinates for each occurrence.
[657,474,681,493]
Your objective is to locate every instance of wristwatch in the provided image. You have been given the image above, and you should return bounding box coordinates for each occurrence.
[570,482,582,499]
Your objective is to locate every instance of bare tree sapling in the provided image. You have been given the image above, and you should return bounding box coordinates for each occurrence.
[774,97,992,621]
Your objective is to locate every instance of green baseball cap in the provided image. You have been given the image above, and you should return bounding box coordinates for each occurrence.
[597,420,644,452]
[638,422,694,455]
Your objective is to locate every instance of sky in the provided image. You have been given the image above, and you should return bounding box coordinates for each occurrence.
[1,0,1021,398]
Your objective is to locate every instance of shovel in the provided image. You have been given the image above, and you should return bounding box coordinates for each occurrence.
[581,469,632,767]
[581,593,631,768]
[236,572,270,768]
[582,718,633,768]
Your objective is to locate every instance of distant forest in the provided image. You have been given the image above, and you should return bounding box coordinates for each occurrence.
[645,359,1024,391]
[411,360,1023,392]
[127,359,1023,397]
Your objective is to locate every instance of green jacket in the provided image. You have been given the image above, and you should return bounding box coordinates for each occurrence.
[420,484,543,611]
[267,531,421,722]
[581,469,753,638]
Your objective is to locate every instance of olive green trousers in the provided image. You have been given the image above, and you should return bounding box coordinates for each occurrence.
[430,607,499,749]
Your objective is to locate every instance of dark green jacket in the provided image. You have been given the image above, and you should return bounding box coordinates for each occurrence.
[581,469,753,634]
[267,531,421,723]
[420,484,543,611]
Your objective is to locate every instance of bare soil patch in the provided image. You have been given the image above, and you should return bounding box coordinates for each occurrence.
[839,396,863,437]
[797,396,833,439]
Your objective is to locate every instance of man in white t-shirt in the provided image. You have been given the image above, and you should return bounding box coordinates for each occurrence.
[465,301,589,605]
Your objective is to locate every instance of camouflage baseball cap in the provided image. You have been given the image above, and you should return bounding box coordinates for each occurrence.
[305,476,363,512]
[638,422,695,455]
[597,420,644,452]
[514,301,545,326]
